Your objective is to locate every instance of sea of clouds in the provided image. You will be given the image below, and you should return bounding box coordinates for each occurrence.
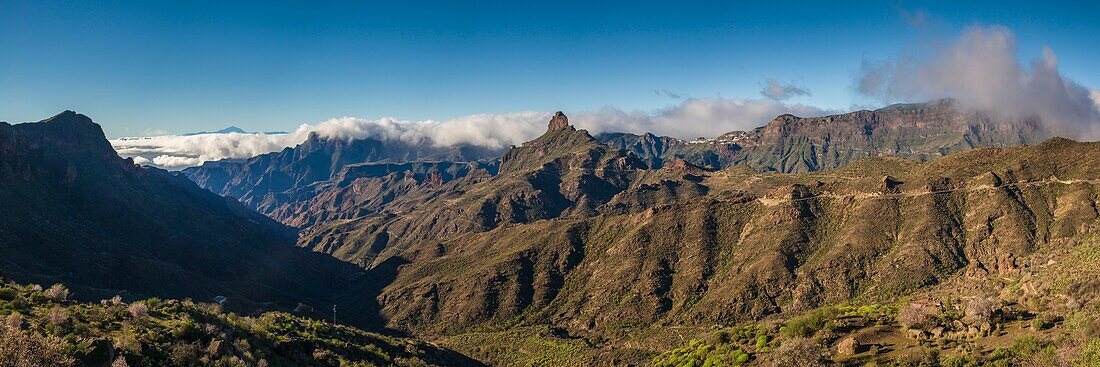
[110,99,838,169]
[112,25,1100,170]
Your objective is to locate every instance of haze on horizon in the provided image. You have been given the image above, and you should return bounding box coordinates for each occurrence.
[3,1,1100,168]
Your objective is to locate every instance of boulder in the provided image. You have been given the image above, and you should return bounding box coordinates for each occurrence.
[836,336,862,355]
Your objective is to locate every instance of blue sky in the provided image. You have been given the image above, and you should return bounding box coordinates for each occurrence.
[2,1,1098,138]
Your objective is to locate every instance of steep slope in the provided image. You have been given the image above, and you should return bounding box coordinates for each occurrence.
[185,100,1045,236]
[595,132,685,168]
[317,113,1097,347]
[265,160,499,229]
[182,131,503,216]
[599,99,1049,172]
[0,111,356,310]
[300,112,649,268]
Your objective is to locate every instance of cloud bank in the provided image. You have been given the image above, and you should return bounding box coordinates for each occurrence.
[573,98,835,139]
[855,25,1100,139]
[111,111,548,169]
[117,25,1100,170]
[112,98,835,169]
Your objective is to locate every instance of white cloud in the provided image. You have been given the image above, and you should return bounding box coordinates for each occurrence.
[111,112,549,170]
[572,98,837,139]
[152,155,204,168]
[855,25,1100,139]
[302,112,548,149]
[111,132,303,170]
[759,79,811,101]
[111,98,837,169]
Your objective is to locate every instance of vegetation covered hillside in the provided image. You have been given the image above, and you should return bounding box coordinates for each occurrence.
[304,114,1100,365]
[436,234,1100,366]
[0,273,479,367]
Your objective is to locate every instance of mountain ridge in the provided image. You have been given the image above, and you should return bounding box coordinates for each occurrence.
[297,113,1097,341]
[598,99,1049,172]
[0,111,356,311]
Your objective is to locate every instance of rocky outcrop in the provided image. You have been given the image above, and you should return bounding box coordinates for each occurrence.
[547,111,573,131]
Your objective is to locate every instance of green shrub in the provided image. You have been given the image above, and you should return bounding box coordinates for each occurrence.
[173,319,200,340]
[1078,338,1100,367]
[939,354,977,367]
[782,307,841,338]
[754,334,769,350]
[653,339,752,367]
[0,287,17,301]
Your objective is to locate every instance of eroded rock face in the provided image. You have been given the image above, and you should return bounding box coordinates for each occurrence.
[547,111,574,131]
[597,99,1050,172]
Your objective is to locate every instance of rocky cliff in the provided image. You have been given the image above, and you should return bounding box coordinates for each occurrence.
[599,99,1049,172]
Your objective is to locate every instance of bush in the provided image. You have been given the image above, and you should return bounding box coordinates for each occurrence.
[7,312,24,329]
[782,307,840,338]
[754,334,769,350]
[964,297,998,324]
[0,324,75,366]
[0,287,17,301]
[48,306,68,325]
[895,347,938,367]
[173,319,201,340]
[169,343,202,364]
[897,302,941,329]
[988,336,1059,366]
[653,339,752,367]
[128,302,149,319]
[44,284,70,302]
[938,354,976,367]
[1078,338,1100,367]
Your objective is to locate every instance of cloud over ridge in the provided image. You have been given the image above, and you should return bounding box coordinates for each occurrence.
[111,98,835,169]
[112,25,1100,170]
[855,25,1100,139]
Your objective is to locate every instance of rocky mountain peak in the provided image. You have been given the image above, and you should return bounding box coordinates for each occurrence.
[14,111,117,159]
[547,111,574,132]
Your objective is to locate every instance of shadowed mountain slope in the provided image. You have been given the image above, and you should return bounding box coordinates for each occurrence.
[0,111,357,310]
[182,130,503,218]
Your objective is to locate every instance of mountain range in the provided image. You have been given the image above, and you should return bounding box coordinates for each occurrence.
[182,126,288,135]
[184,100,1049,227]
[598,99,1048,172]
[1,106,1098,366]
